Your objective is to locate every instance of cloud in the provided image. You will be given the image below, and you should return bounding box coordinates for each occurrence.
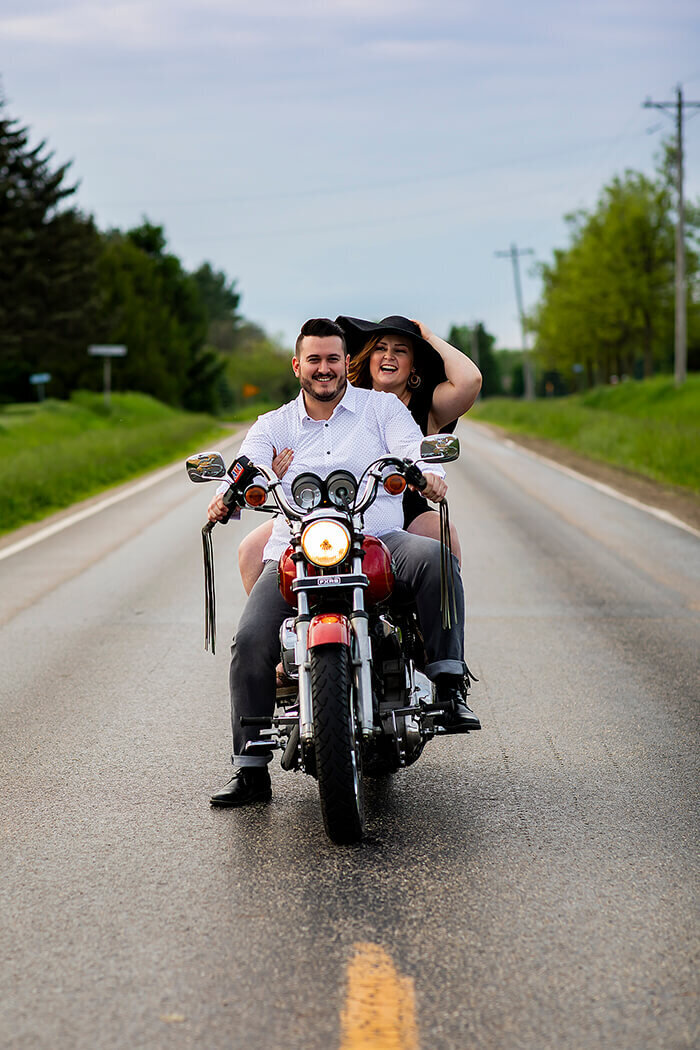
[0,0,432,49]
[362,38,477,61]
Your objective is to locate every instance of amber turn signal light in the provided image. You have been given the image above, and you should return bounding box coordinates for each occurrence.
[244,485,267,507]
[383,473,407,495]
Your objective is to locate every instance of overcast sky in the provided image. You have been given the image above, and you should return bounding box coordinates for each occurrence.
[3,0,700,348]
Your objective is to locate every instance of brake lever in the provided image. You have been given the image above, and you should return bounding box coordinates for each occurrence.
[219,484,242,524]
[403,459,427,491]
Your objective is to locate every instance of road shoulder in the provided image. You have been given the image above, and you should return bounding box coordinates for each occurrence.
[0,426,247,555]
[466,421,700,532]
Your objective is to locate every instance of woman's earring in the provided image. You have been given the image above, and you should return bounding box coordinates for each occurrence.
[407,370,422,389]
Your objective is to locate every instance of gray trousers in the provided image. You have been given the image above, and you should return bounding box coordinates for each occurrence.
[229,530,466,767]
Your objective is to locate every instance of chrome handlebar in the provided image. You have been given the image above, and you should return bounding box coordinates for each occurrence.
[237,456,422,522]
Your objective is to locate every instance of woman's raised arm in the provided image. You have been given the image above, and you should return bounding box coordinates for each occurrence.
[411,319,482,431]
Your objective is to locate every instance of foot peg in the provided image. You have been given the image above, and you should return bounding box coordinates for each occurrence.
[244,730,282,753]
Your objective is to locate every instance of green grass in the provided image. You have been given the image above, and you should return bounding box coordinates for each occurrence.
[225,399,282,422]
[0,392,230,535]
[469,375,700,493]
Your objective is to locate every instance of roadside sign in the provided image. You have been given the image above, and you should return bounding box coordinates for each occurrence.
[88,345,128,406]
[88,345,127,357]
[29,372,51,402]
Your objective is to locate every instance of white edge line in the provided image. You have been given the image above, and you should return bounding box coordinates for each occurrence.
[501,438,700,539]
[0,432,246,563]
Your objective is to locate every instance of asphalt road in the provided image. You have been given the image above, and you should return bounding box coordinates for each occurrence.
[1,422,698,1050]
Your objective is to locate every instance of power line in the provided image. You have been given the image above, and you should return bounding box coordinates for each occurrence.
[89,128,655,211]
[644,85,700,386]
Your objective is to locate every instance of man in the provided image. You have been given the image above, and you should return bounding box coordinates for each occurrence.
[207,318,480,807]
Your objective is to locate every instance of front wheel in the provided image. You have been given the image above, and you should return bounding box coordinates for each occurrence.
[310,644,364,844]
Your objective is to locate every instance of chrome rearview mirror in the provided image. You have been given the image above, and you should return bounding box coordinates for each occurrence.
[420,434,460,463]
[186,451,227,483]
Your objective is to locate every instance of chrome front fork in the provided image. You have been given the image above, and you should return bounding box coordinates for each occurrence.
[295,554,374,743]
[350,552,374,739]
[352,614,375,739]
[295,563,314,744]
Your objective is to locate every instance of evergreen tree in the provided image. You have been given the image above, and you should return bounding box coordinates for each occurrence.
[96,221,227,409]
[192,262,245,354]
[0,97,101,401]
[192,262,240,322]
[447,323,501,397]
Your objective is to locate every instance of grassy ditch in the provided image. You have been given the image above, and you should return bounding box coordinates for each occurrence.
[0,392,230,535]
[469,375,700,493]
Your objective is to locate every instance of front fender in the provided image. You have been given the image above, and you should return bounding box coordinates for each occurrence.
[307,613,351,648]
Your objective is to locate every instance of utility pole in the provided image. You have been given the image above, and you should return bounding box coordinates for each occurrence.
[496,243,535,399]
[644,85,700,386]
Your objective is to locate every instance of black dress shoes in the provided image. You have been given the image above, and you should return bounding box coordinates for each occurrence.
[435,675,482,733]
[210,767,272,807]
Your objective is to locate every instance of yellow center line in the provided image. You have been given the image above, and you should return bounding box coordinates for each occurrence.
[340,942,420,1050]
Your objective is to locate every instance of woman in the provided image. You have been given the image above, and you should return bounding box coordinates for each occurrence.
[341,315,481,555]
[237,316,481,594]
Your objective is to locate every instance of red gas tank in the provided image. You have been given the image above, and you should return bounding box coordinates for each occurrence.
[361,535,394,604]
[277,536,394,607]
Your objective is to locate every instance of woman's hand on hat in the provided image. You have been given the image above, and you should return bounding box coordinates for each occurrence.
[409,319,434,343]
[272,446,294,478]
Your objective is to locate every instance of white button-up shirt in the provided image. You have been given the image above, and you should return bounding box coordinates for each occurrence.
[222,384,442,561]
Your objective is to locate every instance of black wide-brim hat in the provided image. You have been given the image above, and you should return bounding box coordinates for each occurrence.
[335,315,447,390]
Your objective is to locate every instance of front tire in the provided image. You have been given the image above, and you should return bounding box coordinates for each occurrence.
[310,644,364,844]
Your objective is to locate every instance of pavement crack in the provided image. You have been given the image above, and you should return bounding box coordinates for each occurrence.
[495,722,534,851]
[545,731,591,827]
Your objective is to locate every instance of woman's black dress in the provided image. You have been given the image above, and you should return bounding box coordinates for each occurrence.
[402,386,457,527]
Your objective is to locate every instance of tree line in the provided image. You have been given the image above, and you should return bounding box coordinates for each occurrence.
[530,149,700,389]
[0,95,293,412]
[9,91,690,412]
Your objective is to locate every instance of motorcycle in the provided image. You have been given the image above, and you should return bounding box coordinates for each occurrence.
[187,435,468,844]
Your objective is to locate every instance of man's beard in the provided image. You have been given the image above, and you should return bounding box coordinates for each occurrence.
[300,372,347,403]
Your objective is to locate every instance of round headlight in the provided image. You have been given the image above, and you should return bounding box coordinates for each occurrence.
[292,472,324,510]
[326,470,357,509]
[301,520,351,567]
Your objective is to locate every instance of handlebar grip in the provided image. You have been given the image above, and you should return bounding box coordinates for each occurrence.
[217,455,258,523]
[403,461,427,491]
[219,484,241,524]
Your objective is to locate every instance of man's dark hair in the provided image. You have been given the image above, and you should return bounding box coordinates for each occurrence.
[295,318,347,357]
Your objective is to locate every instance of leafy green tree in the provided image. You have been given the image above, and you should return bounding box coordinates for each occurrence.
[225,332,296,412]
[493,350,525,397]
[0,96,284,413]
[531,167,697,384]
[0,97,102,401]
[447,322,501,397]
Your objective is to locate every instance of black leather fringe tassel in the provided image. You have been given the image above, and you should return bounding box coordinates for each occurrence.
[202,521,217,653]
[439,499,458,630]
